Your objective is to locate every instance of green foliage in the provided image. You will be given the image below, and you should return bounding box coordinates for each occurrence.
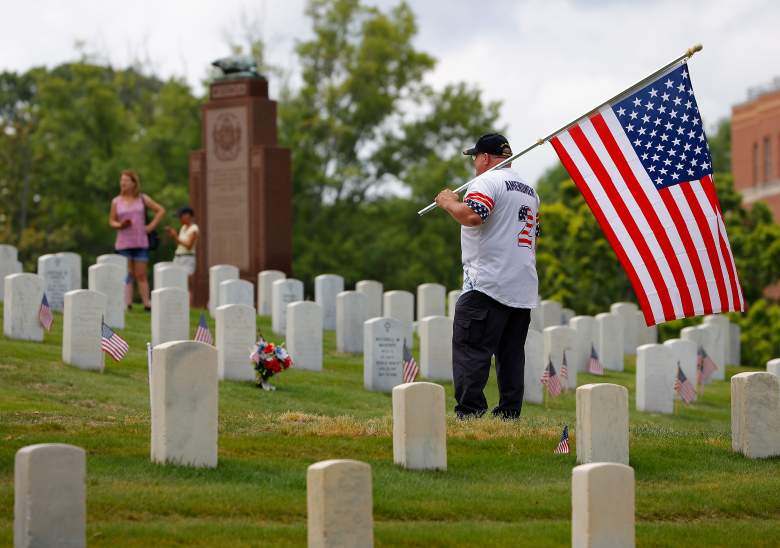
[0,64,201,272]
[278,0,501,292]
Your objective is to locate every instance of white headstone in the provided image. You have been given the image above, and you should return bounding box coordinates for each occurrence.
[383,290,414,350]
[595,312,624,371]
[154,264,188,291]
[288,301,323,372]
[664,338,697,401]
[571,462,635,548]
[0,245,22,303]
[3,273,44,342]
[610,302,638,355]
[37,254,71,312]
[417,283,445,320]
[56,252,82,292]
[216,304,257,381]
[364,317,404,392]
[561,307,576,325]
[355,280,383,320]
[541,299,562,329]
[62,290,106,371]
[576,383,629,465]
[88,263,125,329]
[419,315,453,381]
[635,310,657,346]
[767,358,780,378]
[153,261,174,276]
[151,341,218,467]
[731,372,780,459]
[336,291,366,353]
[544,325,576,389]
[271,278,304,336]
[704,314,731,365]
[315,274,344,331]
[730,322,741,366]
[569,316,597,373]
[523,329,545,404]
[219,278,254,308]
[307,459,373,548]
[151,288,190,347]
[447,289,462,318]
[636,344,675,414]
[208,264,239,316]
[393,382,447,470]
[530,304,543,332]
[14,443,86,548]
[96,253,128,271]
[257,270,285,316]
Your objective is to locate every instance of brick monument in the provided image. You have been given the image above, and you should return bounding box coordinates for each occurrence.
[189,70,292,307]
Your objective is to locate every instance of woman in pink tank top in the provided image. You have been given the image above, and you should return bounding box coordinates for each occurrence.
[109,170,165,310]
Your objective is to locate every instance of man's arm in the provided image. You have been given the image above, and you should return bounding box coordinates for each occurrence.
[435,189,482,227]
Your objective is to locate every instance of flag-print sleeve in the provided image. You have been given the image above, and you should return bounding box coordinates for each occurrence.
[463,178,497,222]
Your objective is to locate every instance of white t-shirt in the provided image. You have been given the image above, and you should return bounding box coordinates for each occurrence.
[461,167,540,308]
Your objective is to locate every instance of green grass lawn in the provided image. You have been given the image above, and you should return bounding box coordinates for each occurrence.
[1,304,779,547]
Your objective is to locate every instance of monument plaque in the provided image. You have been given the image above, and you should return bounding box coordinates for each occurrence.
[190,66,292,307]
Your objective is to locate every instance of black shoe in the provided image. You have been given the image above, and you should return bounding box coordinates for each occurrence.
[144,306,151,312]
[491,409,521,421]
[127,304,133,311]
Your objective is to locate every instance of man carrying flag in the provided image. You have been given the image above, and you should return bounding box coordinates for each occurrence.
[434,133,539,420]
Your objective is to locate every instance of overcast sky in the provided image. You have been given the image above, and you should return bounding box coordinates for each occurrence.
[2,0,778,185]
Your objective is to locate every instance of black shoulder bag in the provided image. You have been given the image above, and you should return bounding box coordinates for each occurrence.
[143,194,160,251]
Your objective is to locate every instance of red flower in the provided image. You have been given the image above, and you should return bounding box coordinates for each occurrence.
[264,344,274,354]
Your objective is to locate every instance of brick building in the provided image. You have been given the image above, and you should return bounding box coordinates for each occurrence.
[732,78,780,220]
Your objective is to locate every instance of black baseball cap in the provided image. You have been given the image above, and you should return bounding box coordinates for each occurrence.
[176,206,194,217]
[463,133,512,158]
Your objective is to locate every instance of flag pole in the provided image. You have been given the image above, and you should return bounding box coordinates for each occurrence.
[417,43,703,217]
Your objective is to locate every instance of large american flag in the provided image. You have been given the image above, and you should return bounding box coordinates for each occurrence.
[193,311,213,345]
[402,340,418,383]
[551,63,743,326]
[38,293,53,332]
[101,320,129,361]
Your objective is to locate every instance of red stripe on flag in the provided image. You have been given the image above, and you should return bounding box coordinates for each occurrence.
[591,113,695,318]
[466,191,495,208]
[464,194,494,210]
[658,187,713,315]
[700,175,743,311]
[569,124,675,321]
[551,136,655,322]
[679,182,729,312]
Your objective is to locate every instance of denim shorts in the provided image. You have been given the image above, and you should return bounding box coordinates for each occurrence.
[116,247,150,262]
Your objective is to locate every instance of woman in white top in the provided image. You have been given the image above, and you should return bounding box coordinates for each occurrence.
[165,206,199,301]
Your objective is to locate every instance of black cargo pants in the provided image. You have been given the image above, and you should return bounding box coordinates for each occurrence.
[452,290,531,419]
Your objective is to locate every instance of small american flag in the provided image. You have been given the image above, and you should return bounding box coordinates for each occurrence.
[560,350,569,389]
[554,425,570,454]
[101,319,129,361]
[675,363,696,404]
[588,344,604,375]
[541,359,562,397]
[38,293,53,332]
[696,345,718,384]
[194,312,213,345]
[402,340,418,383]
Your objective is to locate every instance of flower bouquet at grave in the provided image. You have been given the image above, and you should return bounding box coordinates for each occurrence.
[250,335,293,391]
